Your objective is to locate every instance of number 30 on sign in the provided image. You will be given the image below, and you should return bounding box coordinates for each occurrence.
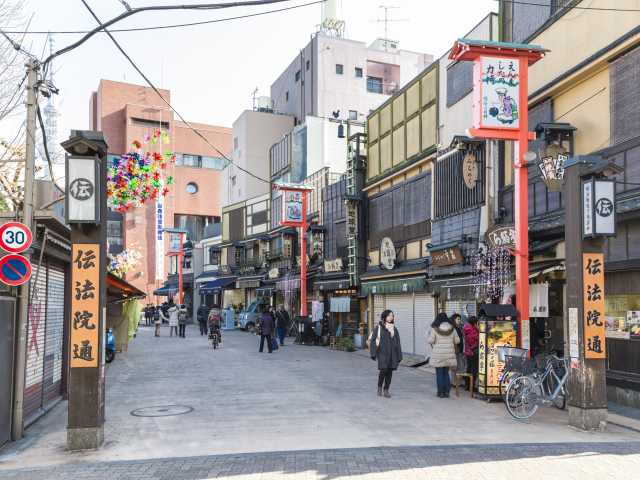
[0,222,32,254]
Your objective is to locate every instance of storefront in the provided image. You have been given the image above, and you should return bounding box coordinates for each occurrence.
[199,277,237,308]
[276,275,300,318]
[236,276,263,310]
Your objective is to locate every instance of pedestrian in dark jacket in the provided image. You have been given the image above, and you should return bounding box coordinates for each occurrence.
[258,306,275,353]
[369,309,402,398]
[275,304,290,346]
[197,305,209,336]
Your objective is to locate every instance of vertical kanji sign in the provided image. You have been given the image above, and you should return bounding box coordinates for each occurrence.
[583,253,605,359]
[71,244,100,367]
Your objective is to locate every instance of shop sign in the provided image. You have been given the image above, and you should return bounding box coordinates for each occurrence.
[282,190,304,225]
[380,237,396,270]
[66,156,100,223]
[568,307,579,363]
[583,253,605,359]
[430,245,463,267]
[168,232,182,253]
[268,267,280,279]
[582,179,616,238]
[538,153,567,192]
[529,283,549,318]
[475,56,520,130]
[485,225,516,249]
[627,311,640,339]
[155,199,164,280]
[71,244,100,368]
[462,152,478,189]
[324,258,343,273]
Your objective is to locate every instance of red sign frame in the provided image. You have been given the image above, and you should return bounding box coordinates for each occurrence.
[0,221,33,254]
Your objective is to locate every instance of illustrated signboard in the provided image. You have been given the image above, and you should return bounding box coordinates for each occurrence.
[282,190,304,225]
[70,244,100,368]
[475,56,521,130]
[583,253,605,359]
[0,222,32,254]
[0,254,32,286]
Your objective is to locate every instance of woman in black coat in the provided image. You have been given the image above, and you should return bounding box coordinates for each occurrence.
[369,309,402,398]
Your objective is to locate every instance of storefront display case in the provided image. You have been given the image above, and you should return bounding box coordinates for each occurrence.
[477,304,518,398]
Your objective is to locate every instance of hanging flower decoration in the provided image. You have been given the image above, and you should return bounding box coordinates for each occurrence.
[473,246,513,302]
[107,129,174,212]
[108,249,142,278]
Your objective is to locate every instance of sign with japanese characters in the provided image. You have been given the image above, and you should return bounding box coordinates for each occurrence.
[462,152,478,189]
[583,179,616,238]
[583,253,605,359]
[485,225,516,249]
[71,244,100,368]
[66,156,99,223]
[155,199,164,280]
[324,258,343,273]
[168,232,182,254]
[282,190,304,225]
[380,237,396,270]
[529,283,549,318]
[476,56,520,130]
[430,245,463,267]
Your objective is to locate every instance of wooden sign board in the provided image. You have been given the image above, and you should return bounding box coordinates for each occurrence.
[71,244,100,368]
[583,253,605,359]
[430,245,463,267]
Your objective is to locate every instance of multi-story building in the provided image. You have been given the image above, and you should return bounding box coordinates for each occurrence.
[89,80,232,299]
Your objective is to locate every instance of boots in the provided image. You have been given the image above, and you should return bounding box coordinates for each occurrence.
[377,387,383,397]
[383,389,391,398]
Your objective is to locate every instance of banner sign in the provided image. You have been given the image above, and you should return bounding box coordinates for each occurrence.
[66,156,99,223]
[71,244,100,368]
[583,253,605,359]
[156,198,164,280]
[476,56,521,130]
[529,283,549,318]
[583,179,615,238]
[282,190,304,225]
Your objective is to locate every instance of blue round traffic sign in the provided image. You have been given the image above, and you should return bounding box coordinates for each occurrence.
[0,254,32,286]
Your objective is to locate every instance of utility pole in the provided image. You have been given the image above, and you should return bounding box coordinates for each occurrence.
[11,58,38,440]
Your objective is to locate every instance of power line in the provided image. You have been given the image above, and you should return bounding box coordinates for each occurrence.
[498,0,640,12]
[1,0,325,35]
[80,0,271,185]
[0,72,27,120]
[36,104,64,193]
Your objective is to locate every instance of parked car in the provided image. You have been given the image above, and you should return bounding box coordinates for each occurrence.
[238,299,266,332]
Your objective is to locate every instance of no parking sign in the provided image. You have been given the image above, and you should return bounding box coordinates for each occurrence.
[0,221,33,286]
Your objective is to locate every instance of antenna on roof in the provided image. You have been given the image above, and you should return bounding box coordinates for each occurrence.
[372,5,408,51]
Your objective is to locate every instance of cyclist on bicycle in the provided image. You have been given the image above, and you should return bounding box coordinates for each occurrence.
[208,307,222,347]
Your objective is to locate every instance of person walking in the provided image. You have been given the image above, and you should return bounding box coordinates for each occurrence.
[369,309,402,398]
[450,313,466,388]
[463,315,480,389]
[197,304,209,336]
[428,312,460,398]
[144,305,152,326]
[160,302,179,337]
[153,306,161,337]
[275,304,289,346]
[258,305,275,353]
[178,305,188,338]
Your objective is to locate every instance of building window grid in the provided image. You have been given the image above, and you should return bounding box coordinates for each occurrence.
[336,64,344,75]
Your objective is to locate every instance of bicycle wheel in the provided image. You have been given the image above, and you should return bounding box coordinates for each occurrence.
[499,369,520,398]
[545,373,567,410]
[505,375,540,420]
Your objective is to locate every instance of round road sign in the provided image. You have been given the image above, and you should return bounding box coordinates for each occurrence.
[0,222,32,254]
[0,254,32,286]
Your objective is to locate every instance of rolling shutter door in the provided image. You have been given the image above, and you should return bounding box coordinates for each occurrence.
[43,265,65,405]
[23,266,47,420]
[373,294,385,326]
[385,293,415,355]
[414,293,435,358]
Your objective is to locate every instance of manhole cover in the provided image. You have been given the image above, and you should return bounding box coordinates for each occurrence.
[130,405,193,417]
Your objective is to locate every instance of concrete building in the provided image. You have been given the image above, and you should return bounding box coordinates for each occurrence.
[223,110,294,206]
[89,79,232,298]
[271,32,433,125]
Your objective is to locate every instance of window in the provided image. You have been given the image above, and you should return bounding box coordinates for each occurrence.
[231,175,236,187]
[349,110,358,121]
[306,59,310,71]
[335,64,344,75]
[355,67,363,78]
[611,45,640,145]
[233,137,238,150]
[186,182,198,194]
[295,70,301,82]
[285,91,289,102]
[174,214,215,242]
[367,76,383,94]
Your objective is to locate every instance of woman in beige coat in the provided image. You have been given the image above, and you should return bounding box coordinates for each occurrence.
[428,312,460,398]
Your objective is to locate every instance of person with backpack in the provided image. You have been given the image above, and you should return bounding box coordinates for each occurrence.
[258,305,275,353]
[428,312,460,398]
[369,309,402,398]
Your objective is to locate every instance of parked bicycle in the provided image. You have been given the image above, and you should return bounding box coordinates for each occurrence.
[505,353,569,420]
[497,346,534,397]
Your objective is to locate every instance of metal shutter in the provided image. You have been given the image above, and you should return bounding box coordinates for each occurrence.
[414,293,435,358]
[43,265,65,405]
[385,293,415,355]
[23,266,47,420]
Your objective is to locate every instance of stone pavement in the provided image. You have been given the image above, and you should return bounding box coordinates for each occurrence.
[1,325,639,479]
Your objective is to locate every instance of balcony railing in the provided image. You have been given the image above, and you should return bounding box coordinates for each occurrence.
[367,77,398,95]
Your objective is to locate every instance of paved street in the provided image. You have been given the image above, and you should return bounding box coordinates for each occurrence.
[1,325,639,479]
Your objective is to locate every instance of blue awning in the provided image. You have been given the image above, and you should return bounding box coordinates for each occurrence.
[200,277,236,293]
[195,271,219,283]
[153,283,177,296]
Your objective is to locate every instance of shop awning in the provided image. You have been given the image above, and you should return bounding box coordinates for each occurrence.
[200,277,236,293]
[361,276,427,296]
[195,271,219,283]
[276,277,300,291]
[316,279,350,291]
[236,277,262,289]
[107,273,146,304]
[529,260,565,278]
[153,282,177,296]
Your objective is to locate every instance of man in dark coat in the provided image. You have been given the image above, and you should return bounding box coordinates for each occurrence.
[258,306,275,353]
[369,309,402,398]
[275,304,290,346]
[197,305,209,336]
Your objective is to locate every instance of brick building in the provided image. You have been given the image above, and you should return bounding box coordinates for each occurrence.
[89,80,232,297]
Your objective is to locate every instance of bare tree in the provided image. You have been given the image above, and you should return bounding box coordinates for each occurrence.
[0,0,28,122]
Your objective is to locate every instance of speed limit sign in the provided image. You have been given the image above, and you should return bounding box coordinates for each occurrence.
[0,222,33,254]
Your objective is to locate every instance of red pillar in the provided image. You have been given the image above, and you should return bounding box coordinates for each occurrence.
[514,56,530,349]
[300,191,308,317]
[178,232,185,305]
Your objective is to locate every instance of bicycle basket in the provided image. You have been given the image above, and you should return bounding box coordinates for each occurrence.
[497,346,528,363]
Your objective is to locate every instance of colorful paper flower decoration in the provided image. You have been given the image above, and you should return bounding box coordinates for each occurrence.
[108,249,142,278]
[107,129,175,212]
